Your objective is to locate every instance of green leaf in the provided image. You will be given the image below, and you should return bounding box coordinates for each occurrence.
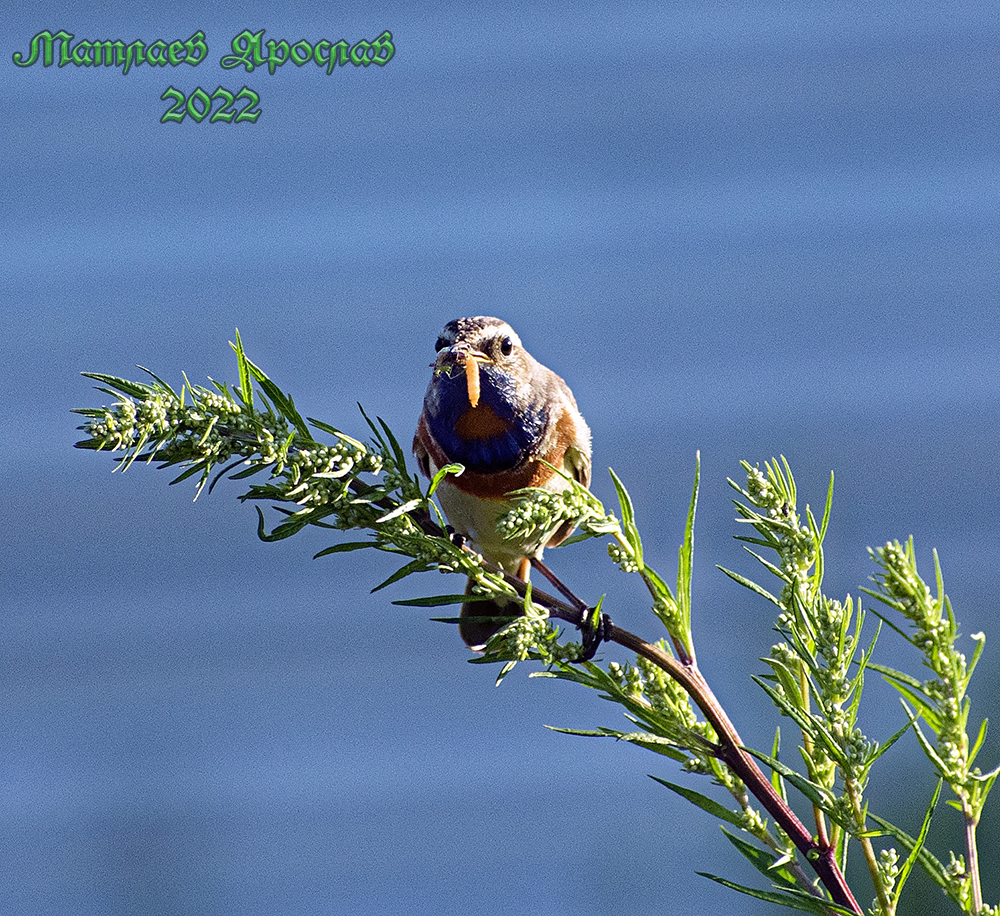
[306,417,346,439]
[392,594,488,607]
[771,726,787,801]
[717,829,799,888]
[494,659,518,686]
[891,779,941,909]
[377,412,411,476]
[207,457,246,494]
[676,451,699,628]
[969,716,989,766]
[608,467,642,565]
[698,873,849,915]
[239,352,311,439]
[868,811,952,896]
[904,707,950,776]
[313,541,374,558]
[227,464,270,481]
[760,660,805,719]
[739,545,791,582]
[557,530,600,546]
[231,328,254,410]
[377,499,423,523]
[806,505,824,593]
[371,558,430,593]
[254,506,329,541]
[866,661,924,692]
[167,463,205,486]
[81,371,158,401]
[429,616,461,625]
[544,729,688,762]
[732,530,781,549]
[642,565,674,603]
[140,365,179,394]
[717,830,786,878]
[649,777,744,827]
[818,471,834,544]
[872,668,942,732]
[429,463,464,497]
[743,745,836,812]
[717,566,782,607]
[865,717,912,767]
[697,871,854,916]
[752,676,846,769]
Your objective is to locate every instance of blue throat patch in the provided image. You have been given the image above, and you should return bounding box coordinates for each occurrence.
[427,365,547,473]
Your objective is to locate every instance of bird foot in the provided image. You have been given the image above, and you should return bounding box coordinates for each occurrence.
[578,607,611,661]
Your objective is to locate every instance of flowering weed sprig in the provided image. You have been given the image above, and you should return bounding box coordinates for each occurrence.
[500,463,694,664]
[721,459,998,916]
[74,334,493,597]
[75,342,996,916]
[720,460,903,913]
[865,539,998,916]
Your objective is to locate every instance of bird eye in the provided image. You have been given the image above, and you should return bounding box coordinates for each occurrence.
[499,336,514,357]
[434,336,449,352]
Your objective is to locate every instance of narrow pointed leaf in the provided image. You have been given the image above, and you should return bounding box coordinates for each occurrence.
[865,717,912,766]
[771,727,787,800]
[717,566,782,607]
[676,452,699,620]
[650,778,743,827]
[378,413,411,476]
[891,779,942,908]
[818,471,834,543]
[429,463,464,497]
[907,711,950,774]
[743,746,835,811]
[717,829,799,887]
[81,371,158,401]
[377,499,423,523]
[313,541,374,558]
[752,677,844,766]
[969,717,989,765]
[698,874,852,916]
[392,593,488,607]
[868,812,951,894]
[608,467,642,564]
[231,329,254,409]
[739,546,790,582]
[371,558,429,592]
[240,353,310,438]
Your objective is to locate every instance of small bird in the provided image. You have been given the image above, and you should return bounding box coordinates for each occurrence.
[413,316,592,649]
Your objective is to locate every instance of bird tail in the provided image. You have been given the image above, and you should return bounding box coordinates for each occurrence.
[458,557,530,650]
[458,580,521,650]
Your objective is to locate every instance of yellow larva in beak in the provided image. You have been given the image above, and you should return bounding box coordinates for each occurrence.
[465,354,481,408]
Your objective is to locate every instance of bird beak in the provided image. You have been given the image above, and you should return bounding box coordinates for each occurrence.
[434,345,487,408]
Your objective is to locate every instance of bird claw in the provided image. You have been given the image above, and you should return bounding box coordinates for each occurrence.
[578,607,611,661]
[445,525,466,549]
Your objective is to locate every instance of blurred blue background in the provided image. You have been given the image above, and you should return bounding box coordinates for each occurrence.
[3,2,999,914]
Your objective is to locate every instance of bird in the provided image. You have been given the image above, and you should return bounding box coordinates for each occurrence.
[413,316,592,649]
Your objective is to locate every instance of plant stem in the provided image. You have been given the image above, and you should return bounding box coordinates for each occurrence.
[400,502,862,913]
[845,777,892,915]
[610,623,862,915]
[965,809,982,915]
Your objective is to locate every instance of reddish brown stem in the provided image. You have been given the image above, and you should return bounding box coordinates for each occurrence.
[608,623,860,915]
[364,496,863,913]
[497,577,859,912]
